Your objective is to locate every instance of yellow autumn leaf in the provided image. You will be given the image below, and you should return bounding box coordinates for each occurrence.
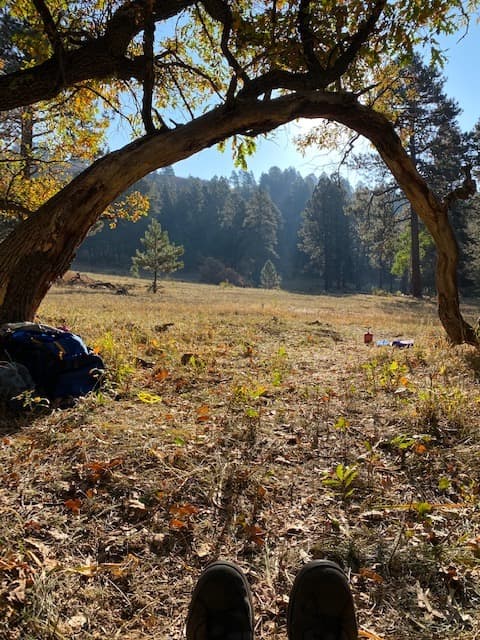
[137,391,162,404]
[66,554,139,577]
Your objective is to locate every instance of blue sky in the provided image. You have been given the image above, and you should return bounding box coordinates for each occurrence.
[174,19,480,182]
[110,17,480,182]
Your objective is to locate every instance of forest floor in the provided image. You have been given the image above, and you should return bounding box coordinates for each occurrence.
[1,277,480,640]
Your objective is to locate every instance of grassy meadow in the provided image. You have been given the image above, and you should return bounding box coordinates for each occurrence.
[1,276,480,639]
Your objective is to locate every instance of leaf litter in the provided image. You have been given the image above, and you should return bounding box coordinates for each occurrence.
[0,280,479,639]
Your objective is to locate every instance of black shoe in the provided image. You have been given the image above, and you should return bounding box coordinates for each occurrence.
[186,560,254,640]
[287,560,358,640]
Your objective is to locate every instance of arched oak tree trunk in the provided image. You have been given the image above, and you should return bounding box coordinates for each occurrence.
[0,92,476,344]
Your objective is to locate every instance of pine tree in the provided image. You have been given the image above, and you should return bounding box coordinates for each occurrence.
[298,175,352,291]
[348,186,399,291]
[259,260,281,289]
[367,58,466,297]
[399,58,464,297]
[131,218,184,293]
[351,57,468,298]
[260,167,316,280]
[238,188,281,283]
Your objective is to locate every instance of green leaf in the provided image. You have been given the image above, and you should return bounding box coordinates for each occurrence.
[438,477,450,491]
[334,416,349,431]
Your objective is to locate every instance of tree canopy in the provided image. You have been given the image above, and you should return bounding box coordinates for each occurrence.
[0,0,479,343]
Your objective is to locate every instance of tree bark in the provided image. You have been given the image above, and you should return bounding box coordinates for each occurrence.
[20,107,34,179]
[407,137,422,298]
[0,90,476,344]
[410,206,422,297]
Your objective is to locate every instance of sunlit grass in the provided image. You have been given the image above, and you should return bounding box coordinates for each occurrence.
[1,276,479,640]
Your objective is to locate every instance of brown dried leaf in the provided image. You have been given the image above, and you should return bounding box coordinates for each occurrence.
[154,368,169,382]
[359,567,384,584]
[64,498,82,514]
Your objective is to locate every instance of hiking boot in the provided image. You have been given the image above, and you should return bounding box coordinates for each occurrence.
[287,560,358,640]
[186,561,254,640]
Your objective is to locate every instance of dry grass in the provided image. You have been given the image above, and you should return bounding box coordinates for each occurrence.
[1,277,480,640]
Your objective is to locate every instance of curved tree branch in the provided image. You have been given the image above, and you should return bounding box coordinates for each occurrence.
[444,164,477,208]
[0,0,386,114]
[324,0,387,84]
[142,0,156,134]
[0,83,475,343]
[298,0,324,75]
[239,2,386,100]
[0,0,194,111]
[31,0,64,56]
[202,0,250,87]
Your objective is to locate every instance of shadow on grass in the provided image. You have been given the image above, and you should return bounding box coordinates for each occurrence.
[0,402,55,440]
[0,405,49,436]
[463,349,480,381]
[376,296,437,312]
[49,287,135,297]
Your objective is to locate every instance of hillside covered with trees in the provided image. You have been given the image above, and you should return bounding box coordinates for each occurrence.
[76,156,480,297]
[74,53,480,297]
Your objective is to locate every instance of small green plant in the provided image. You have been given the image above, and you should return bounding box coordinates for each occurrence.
[334,416,350,431]
[390,433,431,465]
[362,358,379,392]
[415,383,467,432]
[233,383,267,403]
[322,464,358,500]
[277,345,287,358]
[379,359,409,392]
[362,358,410,393]
[14,390,50,411]
[413,501,432,519]
[231,382,268,437]
[183,354,206,371]
[438,476,451,492]
[94,331,116,357]
[271,370,282,386]
[269,345,289,387]
[102,361,135,396]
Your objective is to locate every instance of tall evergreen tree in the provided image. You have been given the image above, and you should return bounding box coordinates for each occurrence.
[299,175,352,291]
[351,57,468,297]
[348,186,400,290]
[357,58,467,297]
[398,57,465,296]
[461,120,480,290]
[217,189,248,273]
[239,188,281,283]
[260,167,316,280]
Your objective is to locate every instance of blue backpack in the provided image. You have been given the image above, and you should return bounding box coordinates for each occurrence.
[0,322,105,400]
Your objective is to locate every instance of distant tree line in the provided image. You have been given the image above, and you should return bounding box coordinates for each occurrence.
[76,57,480,297]
[76,166,317,289]
[76,159,480,295]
